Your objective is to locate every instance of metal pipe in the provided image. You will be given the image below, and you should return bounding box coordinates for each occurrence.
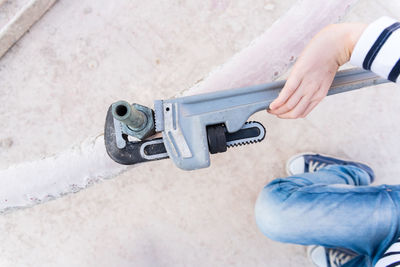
[112,100,146,130]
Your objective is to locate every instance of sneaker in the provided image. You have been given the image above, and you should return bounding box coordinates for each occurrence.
[308,245,358,267]
[286,153,375,182]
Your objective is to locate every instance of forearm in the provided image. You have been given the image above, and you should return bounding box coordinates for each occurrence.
[268,17,400,119]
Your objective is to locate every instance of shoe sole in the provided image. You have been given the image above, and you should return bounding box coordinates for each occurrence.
[307,245,326,267]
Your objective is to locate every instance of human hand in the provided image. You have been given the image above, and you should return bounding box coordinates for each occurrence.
[268,23,367,119]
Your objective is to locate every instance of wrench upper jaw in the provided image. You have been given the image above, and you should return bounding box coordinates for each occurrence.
[161,129,211,171]
[160,102,211,170]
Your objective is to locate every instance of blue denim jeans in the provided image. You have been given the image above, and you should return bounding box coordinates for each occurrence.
[255,165,400,267]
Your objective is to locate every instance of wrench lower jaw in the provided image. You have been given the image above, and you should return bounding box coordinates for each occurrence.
[104,105,167,165]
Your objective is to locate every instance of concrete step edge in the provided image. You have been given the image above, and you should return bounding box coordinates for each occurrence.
[0,0,57,59]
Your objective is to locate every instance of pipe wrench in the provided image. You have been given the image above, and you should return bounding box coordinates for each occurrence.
[104,68,388,170]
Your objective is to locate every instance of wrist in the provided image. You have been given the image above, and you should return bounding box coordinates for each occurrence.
[322,23,367,66]
[341,23,368,64]
[344,23,368,55]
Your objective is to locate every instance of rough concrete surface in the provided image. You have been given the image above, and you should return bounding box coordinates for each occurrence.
[0,0,399,266]
[0,0,357,213]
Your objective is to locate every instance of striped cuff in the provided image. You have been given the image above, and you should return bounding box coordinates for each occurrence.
[350,16,400,83]
[375,238,400,267]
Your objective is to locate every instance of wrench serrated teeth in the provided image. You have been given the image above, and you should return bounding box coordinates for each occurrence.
[225,121,266,148]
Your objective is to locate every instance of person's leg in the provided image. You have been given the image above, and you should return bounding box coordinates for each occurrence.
[255,164,400,265]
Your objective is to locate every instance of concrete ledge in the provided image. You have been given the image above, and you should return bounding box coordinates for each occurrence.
[0,0,57,58]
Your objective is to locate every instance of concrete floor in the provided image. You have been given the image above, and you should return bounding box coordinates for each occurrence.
[0,0,400,266]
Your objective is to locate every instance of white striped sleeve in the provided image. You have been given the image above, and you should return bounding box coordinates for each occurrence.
[375,238,400,267]
[350,16,400,84]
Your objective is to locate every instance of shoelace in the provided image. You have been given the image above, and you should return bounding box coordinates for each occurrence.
[328,248,355,267]
[308,160,327,173]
